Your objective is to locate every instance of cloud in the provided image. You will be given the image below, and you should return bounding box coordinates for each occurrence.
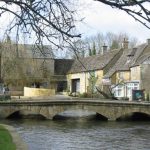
[76,0,150,43]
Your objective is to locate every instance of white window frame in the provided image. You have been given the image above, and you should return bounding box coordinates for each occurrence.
[112,81,140,98]
[112,84,124,98]
[126,81,140,97]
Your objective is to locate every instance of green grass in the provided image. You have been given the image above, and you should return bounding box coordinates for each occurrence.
[0,125,16,150]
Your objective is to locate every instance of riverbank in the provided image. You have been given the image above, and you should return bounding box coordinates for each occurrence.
[0,124,15,150]
[0,124,28,150]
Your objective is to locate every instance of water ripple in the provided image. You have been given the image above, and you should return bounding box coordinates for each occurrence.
[2,120,150,150]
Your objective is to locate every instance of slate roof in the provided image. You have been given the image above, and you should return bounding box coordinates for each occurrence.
[131,44,150,66]
[130,44,147,67]
[68,49,120,74]
[16,44,53,58]
[104,43,147,78]
[54,59,74,75]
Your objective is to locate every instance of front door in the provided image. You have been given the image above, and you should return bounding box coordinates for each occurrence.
[72,79,80,93]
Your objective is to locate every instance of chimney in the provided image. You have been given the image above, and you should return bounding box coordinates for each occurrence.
[102,44,108,55]
[128,47,137,57]
[123,38,129,49]
[147,39,150,46]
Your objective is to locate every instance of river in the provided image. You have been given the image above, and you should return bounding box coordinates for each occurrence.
[2,119,150,150]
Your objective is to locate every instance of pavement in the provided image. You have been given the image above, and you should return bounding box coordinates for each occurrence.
[11,94,72,100]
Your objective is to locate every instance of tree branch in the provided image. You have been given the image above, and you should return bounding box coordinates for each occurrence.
[95,0,150,30]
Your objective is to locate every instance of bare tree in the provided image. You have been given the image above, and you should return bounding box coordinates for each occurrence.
[0,0,81,55]
[96,0,150,29]
[0,0,149,56]
[105,32,138,49]
[69,32,138,58]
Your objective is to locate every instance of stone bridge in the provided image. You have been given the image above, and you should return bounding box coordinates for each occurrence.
[0,100,150,121]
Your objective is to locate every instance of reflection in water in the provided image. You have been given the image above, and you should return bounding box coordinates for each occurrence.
[1,119,150,150]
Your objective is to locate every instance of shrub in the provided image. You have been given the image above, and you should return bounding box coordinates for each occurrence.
[146,93,150,101]
[79,92,89,98]
[0,95,11,101]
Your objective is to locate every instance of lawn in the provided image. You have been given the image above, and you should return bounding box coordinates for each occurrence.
[0,125,16,150]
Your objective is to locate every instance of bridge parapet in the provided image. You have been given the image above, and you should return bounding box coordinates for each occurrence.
[0,100,150,121]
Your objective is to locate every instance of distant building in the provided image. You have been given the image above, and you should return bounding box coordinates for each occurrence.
[1,39,150,98]
[66,49,122,94]
[104,39,150,99]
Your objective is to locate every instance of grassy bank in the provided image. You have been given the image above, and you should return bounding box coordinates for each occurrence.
[0,125,16,150]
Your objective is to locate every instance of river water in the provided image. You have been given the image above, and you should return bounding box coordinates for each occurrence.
[2,119,150,150]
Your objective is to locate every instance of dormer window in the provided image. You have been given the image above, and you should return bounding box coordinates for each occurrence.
[127,55,132,64]
[127,48,137,57]
[127,48,137,63]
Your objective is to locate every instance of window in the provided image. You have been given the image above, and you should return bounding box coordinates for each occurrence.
[112,81,140,98]
[126,82,140,97]
[112,84,124,97]
[127,87,132,97]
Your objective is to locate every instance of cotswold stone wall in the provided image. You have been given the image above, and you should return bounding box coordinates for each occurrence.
[24,87,55,97]
[141,64,150,93]
[67,72,88,93]
[130,66,141,81]
[67,70,103,94]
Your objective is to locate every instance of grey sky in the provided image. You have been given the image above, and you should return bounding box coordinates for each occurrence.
[76,0,150,43]
[0,1,149,44]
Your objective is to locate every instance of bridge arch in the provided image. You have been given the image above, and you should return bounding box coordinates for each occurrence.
[116,111,150,121]
[2,107,20,119]
[45,105,110,120]
[7,110,47,120]
[6,108,47,120]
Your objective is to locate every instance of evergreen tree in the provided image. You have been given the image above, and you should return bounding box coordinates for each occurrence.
[88,46,92,56]
[110,40,119,49]
[146,93,150,101]
[92,42,96,55]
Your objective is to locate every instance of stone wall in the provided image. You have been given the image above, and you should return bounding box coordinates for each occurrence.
[24,87,55,97]
[0,100,150,121]
[116,71,130,83]
[130,66,140,81]
[67,70,103,94]
[67,72,87,93]
[141,64,150,93]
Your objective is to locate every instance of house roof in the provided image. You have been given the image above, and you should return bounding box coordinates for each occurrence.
[104,44,147,78]
[68,49,120,74]
[54,59,74,75]
[131,44,150,66]
[130,44,147,67]
[104,49,131,78]
[14,44,54,58]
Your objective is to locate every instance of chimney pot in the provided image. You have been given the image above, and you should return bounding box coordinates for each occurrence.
[147,39,150,45]
[102,44,108,54]
[123,38,129,49]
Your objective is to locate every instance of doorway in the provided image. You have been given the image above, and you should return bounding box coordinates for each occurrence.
[72,79,80,93]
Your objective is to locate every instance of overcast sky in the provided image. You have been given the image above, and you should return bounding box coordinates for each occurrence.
[0,1,149,44]
[76,0,150,43]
